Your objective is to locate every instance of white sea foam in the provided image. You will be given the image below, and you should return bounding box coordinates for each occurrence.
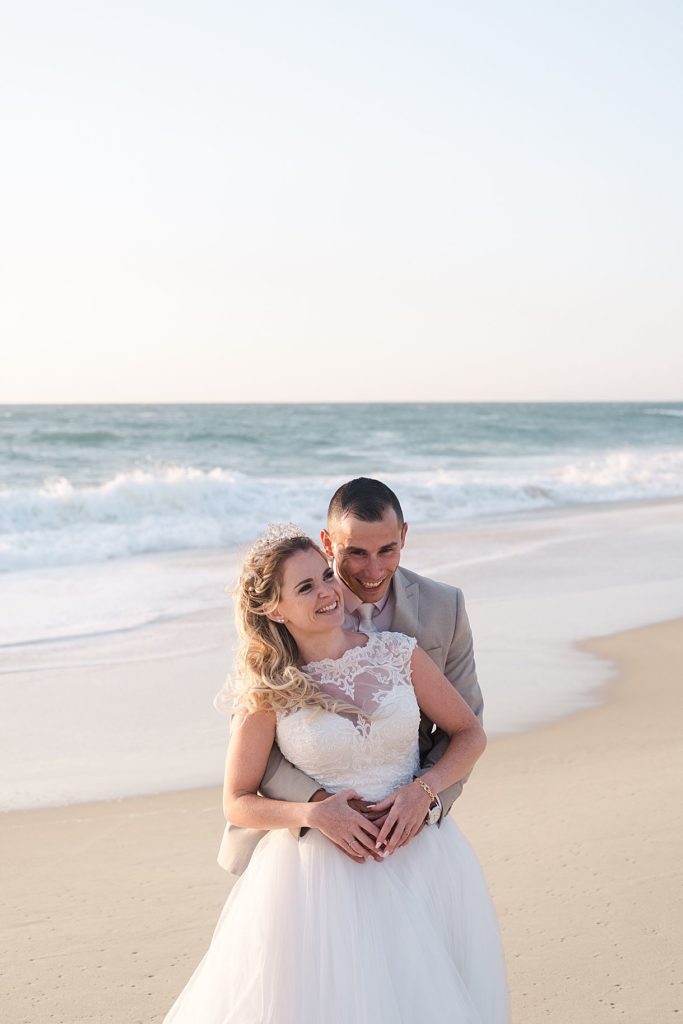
[2,448,683,574]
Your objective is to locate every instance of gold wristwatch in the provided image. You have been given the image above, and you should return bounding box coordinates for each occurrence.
[425,794,442,825]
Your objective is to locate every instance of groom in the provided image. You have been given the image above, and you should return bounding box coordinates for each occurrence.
[218,477,483,873]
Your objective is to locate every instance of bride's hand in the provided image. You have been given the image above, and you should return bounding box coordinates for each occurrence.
[370,782,431,856]
[308,789,381,861]
[348,795,389,829]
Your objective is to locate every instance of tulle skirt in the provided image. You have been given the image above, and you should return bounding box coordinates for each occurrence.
[163,818,509,1023]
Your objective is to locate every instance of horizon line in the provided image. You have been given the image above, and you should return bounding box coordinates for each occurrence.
[1,398,682,408]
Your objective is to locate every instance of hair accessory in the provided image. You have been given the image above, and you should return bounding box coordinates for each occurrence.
[248,523,309,560]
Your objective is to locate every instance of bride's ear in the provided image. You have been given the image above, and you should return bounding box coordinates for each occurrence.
[266,609,285,624]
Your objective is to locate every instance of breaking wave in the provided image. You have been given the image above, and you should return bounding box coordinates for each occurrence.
[2,448,683,572]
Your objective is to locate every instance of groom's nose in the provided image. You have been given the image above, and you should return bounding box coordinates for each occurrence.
[366,554,382,575]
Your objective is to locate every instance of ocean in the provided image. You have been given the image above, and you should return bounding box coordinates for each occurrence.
[1,401,682,647]
[3,403,683,810]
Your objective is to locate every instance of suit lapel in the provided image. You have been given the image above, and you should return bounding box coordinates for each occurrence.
[391,568,419,638]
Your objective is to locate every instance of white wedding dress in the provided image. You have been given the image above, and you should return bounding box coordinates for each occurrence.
[163,632,509,1023]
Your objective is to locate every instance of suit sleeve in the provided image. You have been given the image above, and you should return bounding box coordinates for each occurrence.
[259,741,322,839]
[420,589,484,821]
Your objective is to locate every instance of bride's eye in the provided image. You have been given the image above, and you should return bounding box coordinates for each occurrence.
[323,568,334,580]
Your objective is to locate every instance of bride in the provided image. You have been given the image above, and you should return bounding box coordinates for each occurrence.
[163,525,509,1023]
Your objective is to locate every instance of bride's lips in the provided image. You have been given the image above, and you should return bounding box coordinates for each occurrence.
[315,599,340,615]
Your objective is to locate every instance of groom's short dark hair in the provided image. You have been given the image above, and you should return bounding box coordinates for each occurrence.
[327,478,404,528]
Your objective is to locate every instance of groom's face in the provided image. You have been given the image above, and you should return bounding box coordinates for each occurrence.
[322,508,408,605]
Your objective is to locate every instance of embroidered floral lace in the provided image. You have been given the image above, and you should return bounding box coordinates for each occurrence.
[276,632,420,803]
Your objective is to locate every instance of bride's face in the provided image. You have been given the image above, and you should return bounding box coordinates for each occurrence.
[270,548,344,635]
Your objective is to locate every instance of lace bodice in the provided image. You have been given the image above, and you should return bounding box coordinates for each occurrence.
[276,632,420,802]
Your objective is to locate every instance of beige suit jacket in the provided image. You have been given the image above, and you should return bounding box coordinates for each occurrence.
[217,566,483,874]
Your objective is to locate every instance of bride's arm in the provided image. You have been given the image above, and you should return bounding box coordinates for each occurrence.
[373,646,486,854]
[223,710,315,829]
[223,710,380,857]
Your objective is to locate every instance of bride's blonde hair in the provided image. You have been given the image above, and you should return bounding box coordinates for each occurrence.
[228,525,351,717]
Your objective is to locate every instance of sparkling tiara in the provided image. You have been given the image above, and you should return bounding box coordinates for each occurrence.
[247,522,310,559]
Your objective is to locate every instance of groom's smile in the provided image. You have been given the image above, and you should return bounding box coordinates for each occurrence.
[321,508,408,604]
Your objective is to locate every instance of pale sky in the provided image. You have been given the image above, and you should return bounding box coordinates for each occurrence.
[2,1,682,403]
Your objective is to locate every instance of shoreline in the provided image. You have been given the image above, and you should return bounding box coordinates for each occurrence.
[2,617,681,1022]
[0,623,626,822]
[4,493,683,652]
[2,495,683,812]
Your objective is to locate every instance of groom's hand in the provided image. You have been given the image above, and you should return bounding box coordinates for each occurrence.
[309,789,383,862]
[348,796,389,829]
[312,790,386,827]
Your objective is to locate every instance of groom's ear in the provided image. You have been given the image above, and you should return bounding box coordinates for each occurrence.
[320,529,334,558]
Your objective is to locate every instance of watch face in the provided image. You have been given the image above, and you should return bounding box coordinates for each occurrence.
[426,804,440,825]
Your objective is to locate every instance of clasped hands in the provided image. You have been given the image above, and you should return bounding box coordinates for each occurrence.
[308,784,431,863]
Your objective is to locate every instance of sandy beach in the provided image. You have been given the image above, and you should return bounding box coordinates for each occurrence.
[2,615,681,1024]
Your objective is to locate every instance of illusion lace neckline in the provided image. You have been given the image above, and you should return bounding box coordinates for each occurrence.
[301,633,374,671]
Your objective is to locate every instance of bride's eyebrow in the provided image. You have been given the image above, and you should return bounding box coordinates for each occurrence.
[294,567,333,590]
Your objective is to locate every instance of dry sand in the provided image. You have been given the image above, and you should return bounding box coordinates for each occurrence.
[2,618,682,1024]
